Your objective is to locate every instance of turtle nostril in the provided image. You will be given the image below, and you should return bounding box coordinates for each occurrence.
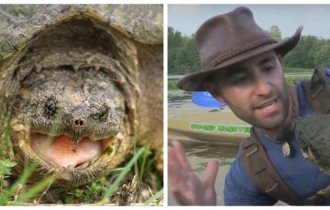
[74,119,84,126]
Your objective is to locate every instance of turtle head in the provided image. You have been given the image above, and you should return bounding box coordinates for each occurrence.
[18,68,126,143]
[10,67,131,186]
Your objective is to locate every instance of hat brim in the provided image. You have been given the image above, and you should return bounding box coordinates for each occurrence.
[178,26,303,91]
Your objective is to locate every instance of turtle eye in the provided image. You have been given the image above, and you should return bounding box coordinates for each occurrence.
[45,98,57,115]
[98,106,108,121]
[91,105,108,121]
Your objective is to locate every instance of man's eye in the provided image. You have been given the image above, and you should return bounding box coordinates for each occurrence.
[263,63,275,72]
[230,74,247,83]
[265,66,274,71]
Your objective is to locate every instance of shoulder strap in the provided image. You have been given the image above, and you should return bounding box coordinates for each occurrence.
[240,131,326,205]
[240,130,302,205]
[302,68,330,114]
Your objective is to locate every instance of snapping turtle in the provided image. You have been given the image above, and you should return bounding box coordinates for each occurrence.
[0,5,163,187]
[293,114,330,175]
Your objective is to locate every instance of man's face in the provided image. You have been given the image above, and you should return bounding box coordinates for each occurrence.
[207,51,289,130]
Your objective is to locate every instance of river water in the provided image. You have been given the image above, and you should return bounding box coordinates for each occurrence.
[168,90,238,206]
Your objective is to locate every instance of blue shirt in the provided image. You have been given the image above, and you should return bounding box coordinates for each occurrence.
[224,79,330,205]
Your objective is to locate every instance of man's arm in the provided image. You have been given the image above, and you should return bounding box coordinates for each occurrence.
[168,141,219,205]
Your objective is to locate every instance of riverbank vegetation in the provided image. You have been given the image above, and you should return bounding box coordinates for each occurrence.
[168,26,330,75]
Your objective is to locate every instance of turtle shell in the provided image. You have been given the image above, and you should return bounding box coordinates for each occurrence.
[0,5,163,60]
[293,113,330,175]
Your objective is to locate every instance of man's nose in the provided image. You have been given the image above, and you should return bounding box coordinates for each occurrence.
[254,78,272,96]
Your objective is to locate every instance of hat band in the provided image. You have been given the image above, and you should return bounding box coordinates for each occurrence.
[204,37,278,70]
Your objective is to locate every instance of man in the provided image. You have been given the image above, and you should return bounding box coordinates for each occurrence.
[168,6,330,205]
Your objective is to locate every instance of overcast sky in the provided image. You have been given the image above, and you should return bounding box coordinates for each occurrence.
[168,4,330,39]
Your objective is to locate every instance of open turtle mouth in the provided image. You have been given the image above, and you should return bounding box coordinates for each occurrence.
[30,132,104,168]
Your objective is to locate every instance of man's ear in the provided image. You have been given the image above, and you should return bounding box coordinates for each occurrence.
[205,83,225,103]
[277,54,283,65]
[276,55,285,74]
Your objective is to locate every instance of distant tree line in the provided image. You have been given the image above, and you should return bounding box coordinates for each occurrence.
[168,26,330,75]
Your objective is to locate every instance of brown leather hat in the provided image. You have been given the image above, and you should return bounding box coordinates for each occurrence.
[177,6,303,91]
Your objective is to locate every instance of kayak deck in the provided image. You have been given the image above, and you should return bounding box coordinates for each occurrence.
[168,105,251,144]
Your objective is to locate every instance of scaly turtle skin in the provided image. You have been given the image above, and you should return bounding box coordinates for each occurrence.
[293,114,330,176]
[0,5,163,187]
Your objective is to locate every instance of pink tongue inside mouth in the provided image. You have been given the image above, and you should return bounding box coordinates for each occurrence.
[31,134,102,168]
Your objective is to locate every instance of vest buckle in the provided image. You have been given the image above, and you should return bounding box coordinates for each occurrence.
[265,182,278,193]
[311,84,323,98]
[245,145,258,157]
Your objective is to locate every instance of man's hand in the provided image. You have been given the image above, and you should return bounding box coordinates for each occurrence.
[168,141,219,206]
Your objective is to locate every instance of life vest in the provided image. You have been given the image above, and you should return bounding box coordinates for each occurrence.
[240,68,330,205]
